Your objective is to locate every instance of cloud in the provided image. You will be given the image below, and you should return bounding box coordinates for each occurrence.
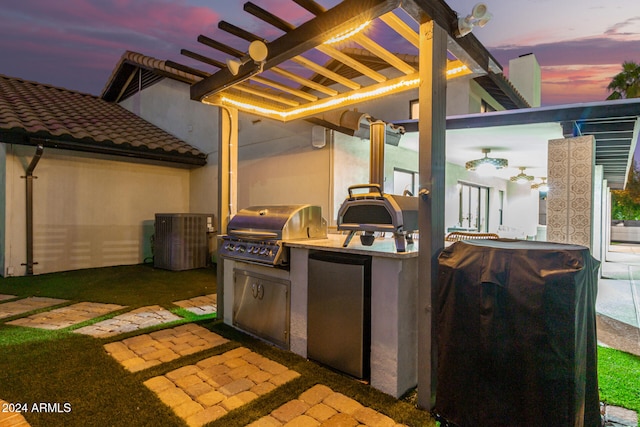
[0,0,221,94]
[604,16,640,37]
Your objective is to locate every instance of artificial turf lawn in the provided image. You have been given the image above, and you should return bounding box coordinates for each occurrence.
[597,346,640,413]
[1,264,637,425]
[0,264,435,426]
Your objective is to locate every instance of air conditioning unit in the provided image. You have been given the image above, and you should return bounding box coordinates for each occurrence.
[154,213,215,271]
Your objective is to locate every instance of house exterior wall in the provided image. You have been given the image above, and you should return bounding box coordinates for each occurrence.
[0,142,6,274]
[236,118,331,213]
[3,145,190,276]
[118,78,219,215]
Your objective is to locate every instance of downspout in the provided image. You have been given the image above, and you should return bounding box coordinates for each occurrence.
[21,144,44,275]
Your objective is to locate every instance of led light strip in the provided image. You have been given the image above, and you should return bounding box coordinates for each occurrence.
[215,77,420,120]
[206,64,471,121]
[324,21,371,44]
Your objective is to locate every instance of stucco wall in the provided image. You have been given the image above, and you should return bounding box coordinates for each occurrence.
[119,78,219,215]
[0,143,6,273]
[3,145,190,276]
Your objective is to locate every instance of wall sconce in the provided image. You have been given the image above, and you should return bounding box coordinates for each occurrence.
[531,177,549,193]
[465,148,508,176]
[510,167,534,184]
[455,3,493,38]
[226,40,269,76]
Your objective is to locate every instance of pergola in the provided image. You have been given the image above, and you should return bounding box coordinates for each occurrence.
[172,0,510,409]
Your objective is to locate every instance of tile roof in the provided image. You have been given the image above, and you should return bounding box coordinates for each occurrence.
[0,74,206,166]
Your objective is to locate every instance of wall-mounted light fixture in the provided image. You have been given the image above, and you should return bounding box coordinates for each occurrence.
[226,40,269,76]
[531,177,549,193]
[465,148,508,175]
[455,3,493,38]
[510,167,534,184]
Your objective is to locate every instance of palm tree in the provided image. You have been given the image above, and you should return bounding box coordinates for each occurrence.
[607,61,640,100]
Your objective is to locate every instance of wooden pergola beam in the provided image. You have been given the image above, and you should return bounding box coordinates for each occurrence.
[191,0,401,101]
[180,49,225,69]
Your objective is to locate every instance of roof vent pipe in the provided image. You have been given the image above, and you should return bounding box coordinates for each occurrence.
[21,144,44,275]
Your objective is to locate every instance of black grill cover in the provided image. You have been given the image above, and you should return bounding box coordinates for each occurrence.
[436,239,601,427]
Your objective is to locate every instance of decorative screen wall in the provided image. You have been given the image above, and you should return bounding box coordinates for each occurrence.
[547,136,595,248]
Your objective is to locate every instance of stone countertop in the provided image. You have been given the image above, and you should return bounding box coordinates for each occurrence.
[285,233,418,258]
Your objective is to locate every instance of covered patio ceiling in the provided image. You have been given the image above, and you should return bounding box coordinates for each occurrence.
[167,0,525,121]
[396,98,640,189]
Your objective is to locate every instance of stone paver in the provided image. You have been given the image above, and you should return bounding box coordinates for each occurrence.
[74,305,181,338]
[7,302,125,330]
[248,384,408,427]
[0,297,68,320]
[144,347,300,427]
[0,294,17,302]
[172,294,217,316]
[104,324,229,372]
[0,399,31,426]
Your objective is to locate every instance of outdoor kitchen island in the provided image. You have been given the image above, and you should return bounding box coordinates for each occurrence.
[221,233,419,398]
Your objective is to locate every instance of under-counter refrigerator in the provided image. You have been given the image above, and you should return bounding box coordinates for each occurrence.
[307,250,371,379]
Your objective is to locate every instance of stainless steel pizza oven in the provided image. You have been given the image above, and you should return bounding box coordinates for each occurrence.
[219,204,327,266]
[337,184,418,252]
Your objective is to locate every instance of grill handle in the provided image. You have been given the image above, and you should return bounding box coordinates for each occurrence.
[229,230,279,240]
[348,183,383,198]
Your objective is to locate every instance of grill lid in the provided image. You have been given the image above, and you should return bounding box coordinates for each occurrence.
[227,204,327,241]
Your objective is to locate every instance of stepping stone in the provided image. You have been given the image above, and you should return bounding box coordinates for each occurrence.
[7,302,125,330]
[144,347,300,427]
[249,384,407,427]
[0,297,68,320]
[0,294,17,302]
[173,294,217,315]
[0,399,31,426]
[104,324,229,372]
[74,305,181,338]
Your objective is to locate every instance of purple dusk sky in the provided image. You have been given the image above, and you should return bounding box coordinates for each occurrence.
[0,0,638,106]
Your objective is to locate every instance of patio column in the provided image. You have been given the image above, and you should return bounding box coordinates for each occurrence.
[417,18,447,410]
[217,105,238,320]
[546,135,595,249]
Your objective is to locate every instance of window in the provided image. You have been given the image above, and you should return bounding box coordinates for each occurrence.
[458,182,489,232]
[394,168,418,196]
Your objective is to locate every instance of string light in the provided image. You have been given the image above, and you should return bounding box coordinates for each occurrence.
[324,21,371,44]
[205,61,471,121]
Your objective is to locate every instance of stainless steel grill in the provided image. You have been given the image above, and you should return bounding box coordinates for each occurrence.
[219,204,327,266]
[337,184,418,252]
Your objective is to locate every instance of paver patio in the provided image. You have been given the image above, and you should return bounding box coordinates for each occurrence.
[104,324,229,372]
[249,384,408,427]
[0,399,31,426]
[74,305,181,337]
[144,346,300,427]
[173,294,217,316]
[7,302,125,330]
[0,297,68,320]
[0,294,16,302]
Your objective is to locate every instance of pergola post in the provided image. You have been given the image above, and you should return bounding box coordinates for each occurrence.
[216,105,238,321]
[417,18,447,410]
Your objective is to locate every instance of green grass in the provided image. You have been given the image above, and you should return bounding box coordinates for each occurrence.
[0,263,216,306]
[598,346,640,413]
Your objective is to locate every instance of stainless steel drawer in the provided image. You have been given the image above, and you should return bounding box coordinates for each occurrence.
[232,269,290,349]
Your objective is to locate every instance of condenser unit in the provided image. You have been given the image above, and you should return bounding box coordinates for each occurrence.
[154,213,215,271]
